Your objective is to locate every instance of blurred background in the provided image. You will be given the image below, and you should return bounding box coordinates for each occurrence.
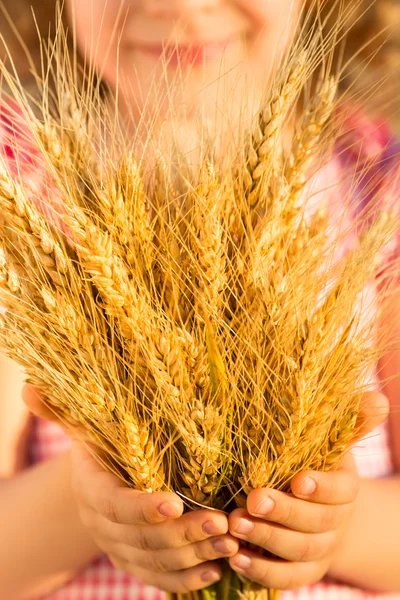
[0,0,399,129]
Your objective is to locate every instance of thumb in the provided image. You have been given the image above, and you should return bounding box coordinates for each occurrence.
[354,391,389,441]
[22,384,60,422]
[22,384,78,437]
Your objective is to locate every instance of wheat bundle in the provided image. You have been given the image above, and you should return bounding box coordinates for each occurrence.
[0,4,399,599]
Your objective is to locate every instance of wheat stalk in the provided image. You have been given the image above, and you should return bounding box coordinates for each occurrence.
[243,51,308,206]
[0,6,399,598]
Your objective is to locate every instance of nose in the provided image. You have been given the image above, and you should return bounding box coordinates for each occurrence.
[143,0,221,17]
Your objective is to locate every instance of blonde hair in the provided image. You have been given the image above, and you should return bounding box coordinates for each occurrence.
[0,0,57,80]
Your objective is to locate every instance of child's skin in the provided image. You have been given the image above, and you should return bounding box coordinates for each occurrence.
[1,0,400,597]
[66,0,299,123]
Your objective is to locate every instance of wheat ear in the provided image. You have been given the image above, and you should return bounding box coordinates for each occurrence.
[0,164,70,288]
[243,51,308,207]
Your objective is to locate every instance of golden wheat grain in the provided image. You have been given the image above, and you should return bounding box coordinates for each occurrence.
[191,162,226,322]
[110,408,165,492]
[0,254,160,489]
[0,164,71,287]
[248,75,338,289]
[238,206,397,494]
[285,75,338,197]
[1,11,399,599]
[62,200,152,341]
[98,156,154,274]
[0,243,31,308]
[149,323,226,503]
[244,50,308,207]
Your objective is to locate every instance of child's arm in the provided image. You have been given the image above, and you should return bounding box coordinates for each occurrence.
[0,352,100,597]
[377,291,400,472]
[327,474,400,591]
[328,290,400,590]
[0,451,100,599]
[0,444,238,599]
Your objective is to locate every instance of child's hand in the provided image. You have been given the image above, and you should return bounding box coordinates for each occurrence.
[228,391,389,590]
[23,385,388,591]
[228,453,358,589]
[22,384,239,593]
[69,441,239,594]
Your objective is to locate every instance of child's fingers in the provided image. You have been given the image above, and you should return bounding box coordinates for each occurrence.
[108,509,230,550]
[71,440,184,526]
[83,480,184,527]
[124,510,228,552]
[243,491,346,533]
[83,481,184,527]
[113,533,238,573]
[229,510,334,563]
[229,549,327,591]
[117,561,222,593]
[290,452,359,504]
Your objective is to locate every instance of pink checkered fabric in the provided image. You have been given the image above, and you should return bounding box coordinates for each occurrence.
[30,417,398,600]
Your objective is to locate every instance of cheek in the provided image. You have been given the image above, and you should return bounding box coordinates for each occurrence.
[239,0,301,67]
[66,0,123,85]
[234,0,301,25]
[235,0,302,56]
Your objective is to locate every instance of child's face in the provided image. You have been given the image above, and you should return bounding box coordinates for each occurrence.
[66,0,300,122]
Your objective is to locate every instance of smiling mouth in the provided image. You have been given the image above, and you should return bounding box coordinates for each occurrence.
[134,38,239,68]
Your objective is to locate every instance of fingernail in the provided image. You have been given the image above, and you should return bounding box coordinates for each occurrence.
[158,501,182,518]
[233,555,252,570]
[203,520,220,535]
[212,539,230,555]
[201,570,221,583]
[234,518,254,535]
[299,477,316,497]
[253,496,275,516]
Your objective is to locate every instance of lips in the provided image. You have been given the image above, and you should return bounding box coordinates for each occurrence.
[135,38,238,68]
